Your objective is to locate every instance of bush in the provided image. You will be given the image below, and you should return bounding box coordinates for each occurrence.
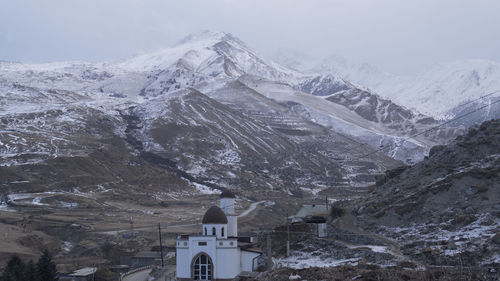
[94,268,118,281]
[330,205,345,219]
[1,255,25,281]
[36,250,58,281]
[23,260,36,281]
[1,250,58,281]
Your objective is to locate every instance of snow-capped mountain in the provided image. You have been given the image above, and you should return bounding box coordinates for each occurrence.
[272,48,319,73]
[0,31,408,201]
[297,74,435,127]
[114,31,455,163]
[296,74,461,161]
[237,75,437,164]
[375,60,500,120]
[0,30,465,205]
[310,55,392,91]
[284,50,500,122]
[118,30,299,97]
[273,50,392,90]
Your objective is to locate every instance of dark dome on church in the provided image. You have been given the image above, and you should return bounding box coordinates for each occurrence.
[220,190,236,198]
[202,206,228,224]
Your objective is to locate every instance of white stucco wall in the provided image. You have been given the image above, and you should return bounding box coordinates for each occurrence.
[190,235,217,279]
[176,236,217,279]
[227,215,238,237]
[177,235,261,279]
[176,240,190,278]
[220,198,235,215]
[215,244,240,279]
[241,250,260,272]
[220,198,238,237]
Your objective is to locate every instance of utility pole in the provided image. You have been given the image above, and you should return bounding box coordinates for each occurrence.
[159,223,164,267]
[325,195,328,211]
[286,213,290,257]
[130,217,134,239]
[266,232,272,271]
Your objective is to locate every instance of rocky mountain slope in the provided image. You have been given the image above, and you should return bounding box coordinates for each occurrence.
[239,75,440,164]
[273,53,465,162]
[0,30,453,199]
[279,50,500,122]
[120,31,299,98]
[0,83,391,203]
[355,119,500,266]
[1,31,414,212]
[297,74,460,142]
[0,30,470,217]
[115,31,461,163]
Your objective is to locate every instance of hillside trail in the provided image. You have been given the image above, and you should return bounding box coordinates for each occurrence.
[239,200,266,218]
[335,205,426,269]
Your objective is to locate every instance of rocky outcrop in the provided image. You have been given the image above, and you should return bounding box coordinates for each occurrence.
[356,119,500,266]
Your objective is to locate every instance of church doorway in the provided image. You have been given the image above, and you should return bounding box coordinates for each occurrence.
[192,253,213,280]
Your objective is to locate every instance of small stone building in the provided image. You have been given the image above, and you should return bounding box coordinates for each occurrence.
[130,251,163,268]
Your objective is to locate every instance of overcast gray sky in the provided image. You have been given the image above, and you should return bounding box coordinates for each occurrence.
[1,0,499,74]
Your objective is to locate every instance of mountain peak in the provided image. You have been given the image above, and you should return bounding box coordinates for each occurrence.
[115,30,239,71]
[175,30,243,47]
[116,29,299,84]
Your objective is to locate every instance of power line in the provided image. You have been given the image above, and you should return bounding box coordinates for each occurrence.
[342,96,500,162]
[449,89,500,110]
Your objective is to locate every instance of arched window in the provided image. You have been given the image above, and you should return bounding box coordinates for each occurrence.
[193,254,212,280]
[221,227,224,237]
[204,227,207,236]
[212,227,216,236]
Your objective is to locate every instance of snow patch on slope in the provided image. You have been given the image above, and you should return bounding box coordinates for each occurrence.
[277,251,359,269]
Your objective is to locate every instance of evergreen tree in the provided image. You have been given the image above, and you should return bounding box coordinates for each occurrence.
[36,250,58,281]
[23,260,36,281]
[1,255,25,281]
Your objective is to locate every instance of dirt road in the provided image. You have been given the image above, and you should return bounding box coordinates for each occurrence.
[239,200,266,218]
[121,268,152,281]
[336,206,425,268]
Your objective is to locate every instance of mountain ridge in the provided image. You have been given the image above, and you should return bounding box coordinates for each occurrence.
[0,30,461,193]
[275,49,500,121]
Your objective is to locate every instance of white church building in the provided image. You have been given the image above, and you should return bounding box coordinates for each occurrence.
[176,191,261,281]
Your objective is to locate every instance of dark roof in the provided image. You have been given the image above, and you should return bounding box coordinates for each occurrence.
[202,206,228,224]
[238,242,262,254]
[133,251,163,259]
[241,248,262,254]
[220,190,236,198]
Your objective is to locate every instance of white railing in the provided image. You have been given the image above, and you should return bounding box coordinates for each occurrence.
[119,265,154,281]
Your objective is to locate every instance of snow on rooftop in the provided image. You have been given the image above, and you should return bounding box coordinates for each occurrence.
[293,204,329,218]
